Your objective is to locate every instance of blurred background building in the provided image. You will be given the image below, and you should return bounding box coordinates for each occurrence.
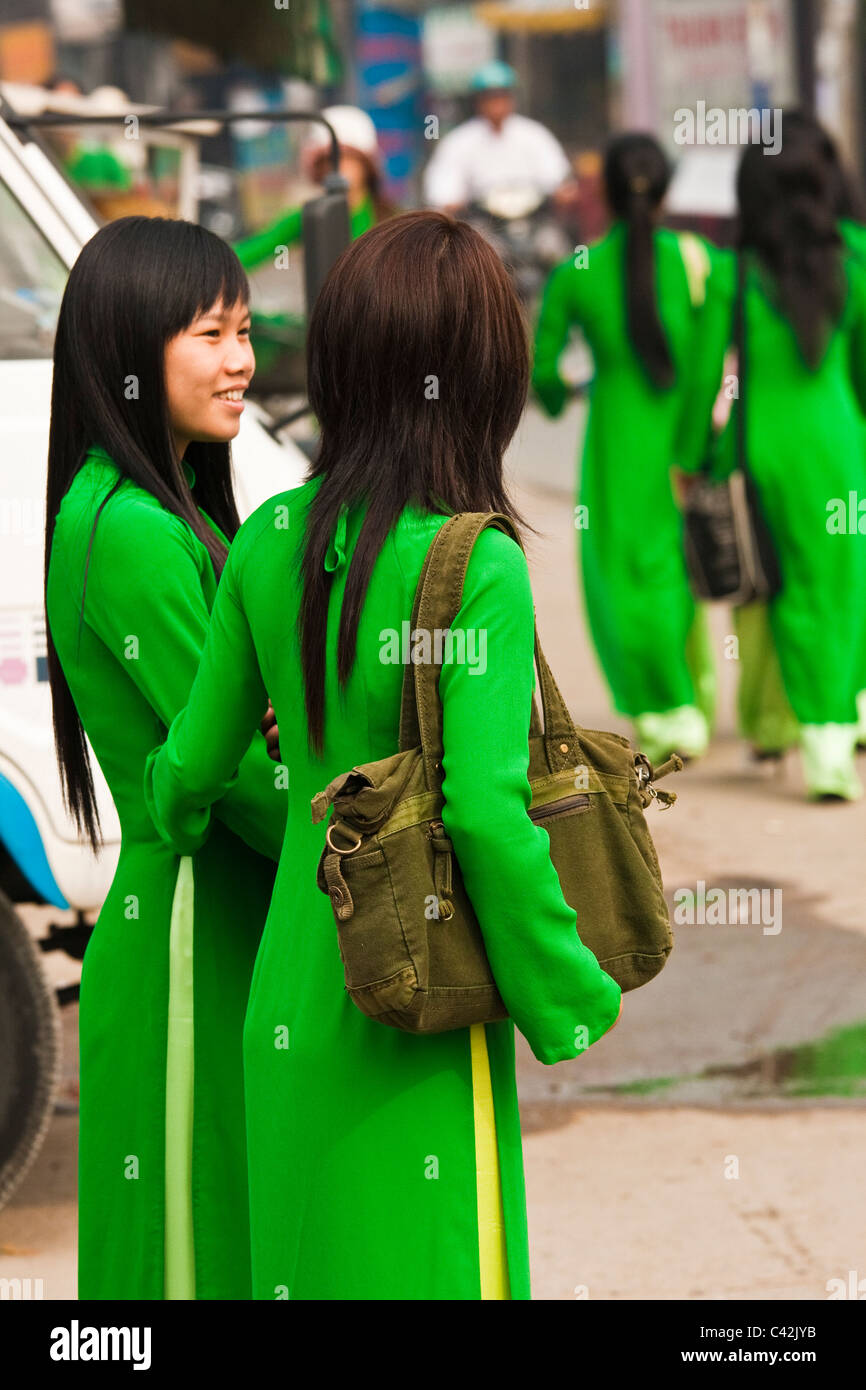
[0,1,862,211]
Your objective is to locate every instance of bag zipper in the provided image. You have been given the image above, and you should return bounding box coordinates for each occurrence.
[528,793,591,823]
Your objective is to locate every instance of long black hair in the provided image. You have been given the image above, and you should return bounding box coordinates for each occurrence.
[45,216,249,849]
[301,209,534,757]
[603,132,675,389]
[780,109,866,223]
[737,115,846,369]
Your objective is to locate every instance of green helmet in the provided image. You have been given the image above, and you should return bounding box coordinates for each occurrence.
[470,61,518,94]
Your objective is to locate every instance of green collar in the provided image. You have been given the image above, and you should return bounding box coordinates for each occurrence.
[324,502,349,572]
[85,444,195,488]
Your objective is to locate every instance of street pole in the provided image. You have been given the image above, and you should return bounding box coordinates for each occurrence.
[793,0,817,114]
[617,0,656,133]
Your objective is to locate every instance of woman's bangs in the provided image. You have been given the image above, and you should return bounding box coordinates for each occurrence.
[169,228,250,335]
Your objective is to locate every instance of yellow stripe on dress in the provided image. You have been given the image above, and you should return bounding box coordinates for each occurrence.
[164,855,196,1299]
[469,1022,510,1300]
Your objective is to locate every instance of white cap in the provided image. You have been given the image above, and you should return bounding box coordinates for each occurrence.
[305,105,380,161]
[87,85,131,112]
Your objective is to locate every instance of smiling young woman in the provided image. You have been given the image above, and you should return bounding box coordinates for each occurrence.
[44,217,287,1299]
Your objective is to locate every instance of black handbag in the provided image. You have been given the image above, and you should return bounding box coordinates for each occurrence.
[682,251,782,603]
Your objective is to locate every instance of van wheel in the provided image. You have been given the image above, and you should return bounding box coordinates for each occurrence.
[0,890,60,1210]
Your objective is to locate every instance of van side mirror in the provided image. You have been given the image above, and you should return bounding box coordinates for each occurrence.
[302,173,351,315]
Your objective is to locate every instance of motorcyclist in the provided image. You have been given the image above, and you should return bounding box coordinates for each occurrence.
[422,61,574,215]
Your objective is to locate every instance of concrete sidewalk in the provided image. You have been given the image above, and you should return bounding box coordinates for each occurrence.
[4,1098,863,1301]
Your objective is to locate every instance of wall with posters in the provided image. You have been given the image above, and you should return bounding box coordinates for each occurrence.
[616,0,799,225]
[649,0,797,152]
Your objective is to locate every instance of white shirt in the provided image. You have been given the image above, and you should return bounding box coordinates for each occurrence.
[422,113,572,208]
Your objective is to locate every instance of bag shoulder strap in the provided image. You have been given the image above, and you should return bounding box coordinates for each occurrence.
[398,512,584,787]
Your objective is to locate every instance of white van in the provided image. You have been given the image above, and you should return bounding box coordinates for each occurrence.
[0,92,311,1206]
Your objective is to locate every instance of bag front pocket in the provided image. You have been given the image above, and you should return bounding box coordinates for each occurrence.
[528,792,591,826]
[329,846,417,996]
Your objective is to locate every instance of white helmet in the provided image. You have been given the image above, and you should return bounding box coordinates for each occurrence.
[304,105,380,165]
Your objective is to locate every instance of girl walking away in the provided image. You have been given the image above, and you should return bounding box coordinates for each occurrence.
[45,218,287,1298]
[144,210,623,1300]
[532,132,716,766]
[728,111,866,763]
[678,120,866,801]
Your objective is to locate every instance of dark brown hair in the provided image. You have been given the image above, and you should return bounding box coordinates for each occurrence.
[300,209,533,756]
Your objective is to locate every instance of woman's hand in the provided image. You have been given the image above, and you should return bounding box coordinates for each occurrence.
[673,468,699,502]
[260,700,281,763]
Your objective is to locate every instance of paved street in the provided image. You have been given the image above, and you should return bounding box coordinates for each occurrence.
[2,400,864,1300]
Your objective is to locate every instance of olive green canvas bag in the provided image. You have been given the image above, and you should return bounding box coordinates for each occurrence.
[311,512,681,1034]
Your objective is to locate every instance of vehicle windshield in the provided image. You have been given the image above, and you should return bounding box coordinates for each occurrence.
[0,178,67,360]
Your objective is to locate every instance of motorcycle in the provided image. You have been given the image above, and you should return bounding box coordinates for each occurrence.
[462,186,573,307]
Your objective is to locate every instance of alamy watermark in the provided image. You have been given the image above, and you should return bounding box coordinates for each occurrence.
[826,492,866,534]
[673,880,782,935]
[1,1276,44,1299]
[674,101,782,156]
[379,623,487,674]
[49,1320,151,1370]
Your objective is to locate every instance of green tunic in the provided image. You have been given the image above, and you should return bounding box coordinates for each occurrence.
[840,217,866,265]
[46,448,287,1299]
[838,219,866,743]
[64,143,133,194]
[532,223,714,728]
[678,248,866,730]
[731,222,866,754]
[233,193,375,270]
[143,477,622,1300]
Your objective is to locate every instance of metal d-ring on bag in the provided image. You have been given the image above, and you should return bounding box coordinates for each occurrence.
[311,511,682,1035]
